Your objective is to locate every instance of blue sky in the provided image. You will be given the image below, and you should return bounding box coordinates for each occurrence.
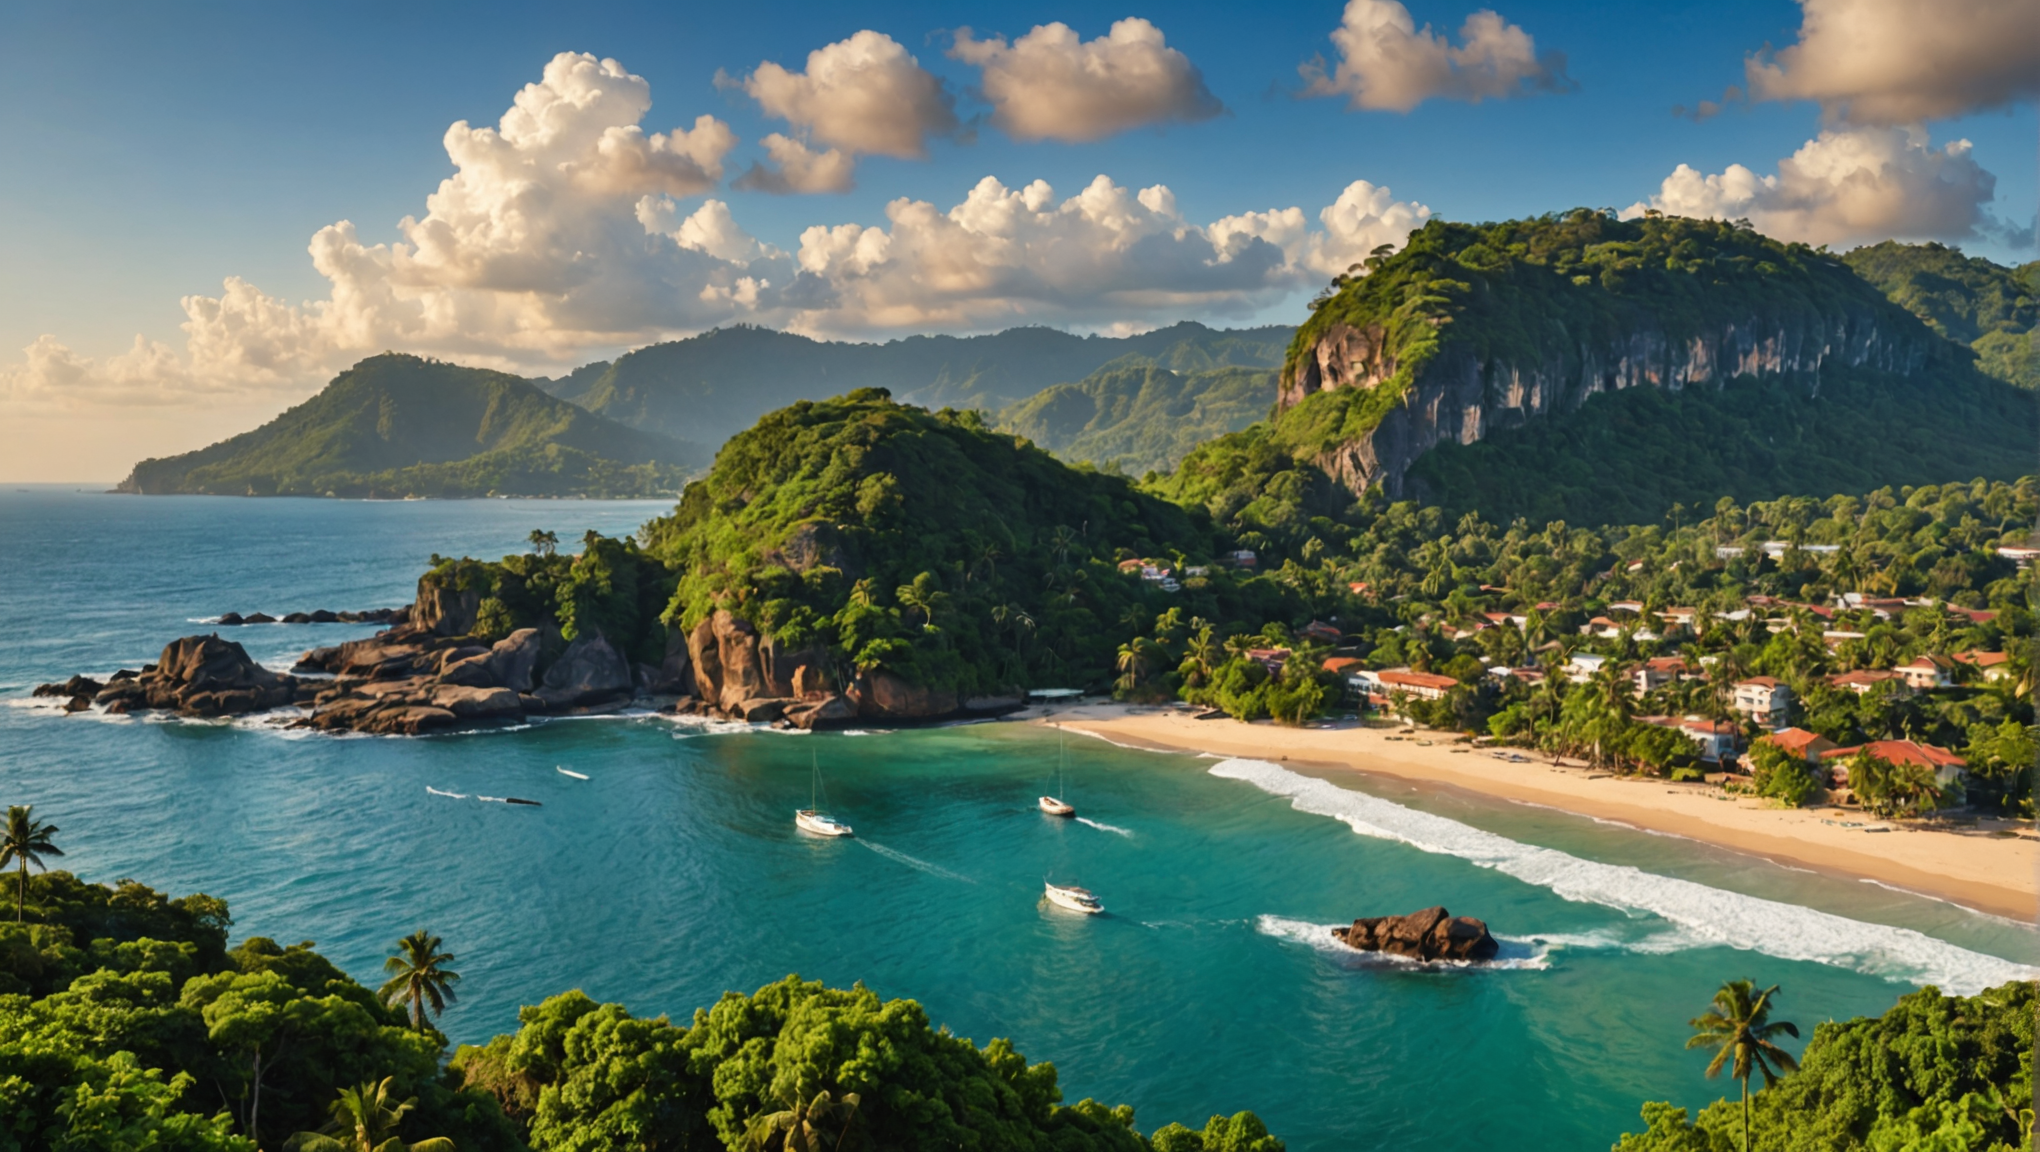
[1,0,2034,478]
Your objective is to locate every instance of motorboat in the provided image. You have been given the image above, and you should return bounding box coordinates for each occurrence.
[1044,881,1102,914]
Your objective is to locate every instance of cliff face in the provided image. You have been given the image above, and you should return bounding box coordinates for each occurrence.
[1283,306,1936,499]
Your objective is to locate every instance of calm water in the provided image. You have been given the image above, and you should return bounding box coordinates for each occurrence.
[3,487,2035,1150]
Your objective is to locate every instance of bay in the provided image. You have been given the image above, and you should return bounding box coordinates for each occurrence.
[3,487,2034,1151]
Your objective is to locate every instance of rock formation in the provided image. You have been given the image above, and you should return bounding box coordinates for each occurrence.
[85,635,307,718]
[1331,906,1499,962]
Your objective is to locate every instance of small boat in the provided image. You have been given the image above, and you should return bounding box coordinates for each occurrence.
[1044,881,1103,915]
[1039,728,1075,817]
[425,786,466,799]
[796,752,853,837]
[557,767,589,780]
[504,797,542,806]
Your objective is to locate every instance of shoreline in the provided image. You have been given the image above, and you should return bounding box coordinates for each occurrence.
[1029,704,2040,923]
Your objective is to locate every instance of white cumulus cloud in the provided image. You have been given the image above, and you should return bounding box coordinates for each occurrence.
[730,31,955,191]
[1626,126,2010,249]
[1746,0,2040,125]
[733,135,859,194]
[949,19,1224,143]
[1302,0,1572,112]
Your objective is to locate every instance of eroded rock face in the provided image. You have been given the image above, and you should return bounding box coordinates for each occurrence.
[850,670,961,720]
[1283,309,1936,499]
[536,633,633,709]
[1331,906,1499,962]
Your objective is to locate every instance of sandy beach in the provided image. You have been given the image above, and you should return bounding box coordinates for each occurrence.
[1029,703,2040,922]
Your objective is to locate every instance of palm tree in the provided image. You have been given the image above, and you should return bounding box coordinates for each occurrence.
[743,1085,861,1152]
[1047,525,1078,566]
[0,805,61,923]
[895,572,950,630]
[527,529,558,557]
[1686,979,1800,1152]
[286,1078,453,1152]
[378,931,460,1031]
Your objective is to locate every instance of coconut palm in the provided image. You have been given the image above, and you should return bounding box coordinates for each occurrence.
[1687,979,1800,1152]
[743,1084,861,1152]
[286,1078,452,1152]
[895,572,950,630]
[0,805,61,923]
[527,529,558,557]
[378,931,460,1031]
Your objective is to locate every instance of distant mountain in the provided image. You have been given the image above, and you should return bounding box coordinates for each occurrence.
[539,321,1291,454]
[1843,241,2038,388]
[996,360,1278,476]
[119,354,695,498]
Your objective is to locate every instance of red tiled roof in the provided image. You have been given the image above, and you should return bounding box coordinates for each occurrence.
[1761,728,1832,756]
[1322,656,1366,673]
[1830,669,1898,686]
[1377,669,1460,691]
[1825,739,1966,771]
[1736,676,1783,688]
[1954,650,2008,668]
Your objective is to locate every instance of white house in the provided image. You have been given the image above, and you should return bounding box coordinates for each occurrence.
[1731,677,1791,726]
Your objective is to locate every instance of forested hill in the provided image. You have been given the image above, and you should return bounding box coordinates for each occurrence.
[996,361,1278,476]
[537,321,1290,456]
[1842,240,2038,389]
[1155,211,2035,529]
[118,354,694,498]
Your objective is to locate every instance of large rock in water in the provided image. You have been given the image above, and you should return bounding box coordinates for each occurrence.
[1331,906,1499,962]
[91,635,299,717]
[536,633,633,708]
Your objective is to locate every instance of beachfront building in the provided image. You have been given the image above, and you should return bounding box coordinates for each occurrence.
[1732,676,1792,726]
[1637,715,1738,762]
[1819,739,1967,789]
[1356,668,1459,704]
[1322,656,1369,706]
[1894,655,1957,691]
[1753,727,1837,766]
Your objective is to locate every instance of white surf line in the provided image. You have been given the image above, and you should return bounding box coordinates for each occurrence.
[1211,758,2037,994]
[1076,816,1134,837]
[857,840,978,884]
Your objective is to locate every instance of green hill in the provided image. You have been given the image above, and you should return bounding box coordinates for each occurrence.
[549,321,1290,454]
[118,354,695,498]
[1151,211,2036,534]
[996,360,1278,476]
[1842,240,2038,388]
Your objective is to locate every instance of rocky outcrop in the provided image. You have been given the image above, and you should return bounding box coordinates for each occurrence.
[1331,906,1499,962]
[89,635,304,718]
[441,629,543,693]
[536,634,633,709]
[1284,306,1938,499]
[215,607,403,626]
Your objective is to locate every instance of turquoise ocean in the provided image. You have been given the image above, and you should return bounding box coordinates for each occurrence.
[2,487,2034,1149]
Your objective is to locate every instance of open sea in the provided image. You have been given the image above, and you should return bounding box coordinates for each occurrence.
[3,485,2035,1150]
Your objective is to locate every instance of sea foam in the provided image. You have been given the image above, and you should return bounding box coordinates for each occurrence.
[1211,757,2036,994]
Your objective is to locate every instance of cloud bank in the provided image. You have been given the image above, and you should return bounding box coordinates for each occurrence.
[3,50,1430,411]
[950,19,1224,143]
[1302,0,1572,112]
[1747,0,2040,125]
[1627,126,2013,249]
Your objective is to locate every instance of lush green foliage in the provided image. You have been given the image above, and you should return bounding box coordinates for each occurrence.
[425,532,680,667]
[119,354,693,498]
[1843,241,2039,388]
[452,975,1278,1152]
[1616,980,2033,1151]
[638,389,1287,693]
[997,362,1278,476]
[1402,365,2034,527]
[0,872,515,1152]
[558,322,1289,452]
[1746,741,1820,808]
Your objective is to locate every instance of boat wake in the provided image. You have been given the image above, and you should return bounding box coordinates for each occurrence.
[1076,817,1133,836]
[425,786,466,799]
[1211,758,2038,994]
[858,840,977,884]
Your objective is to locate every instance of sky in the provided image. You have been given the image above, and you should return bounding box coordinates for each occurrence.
[2,0,2036,481]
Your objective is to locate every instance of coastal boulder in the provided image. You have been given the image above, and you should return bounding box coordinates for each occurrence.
[439,628,542,692]
[428,684,523,720]
[850,670,960,720]
[784,694,858,730]
[536,633,633,708]
[33,675,103,699]
[1332,906,1498,962]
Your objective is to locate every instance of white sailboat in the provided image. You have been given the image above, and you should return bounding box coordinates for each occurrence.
[796,752,853,837]
[1043,880,1102,914]
[1038,727,1075,817]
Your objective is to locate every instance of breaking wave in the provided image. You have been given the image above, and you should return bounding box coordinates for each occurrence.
[1212,758,2036,994]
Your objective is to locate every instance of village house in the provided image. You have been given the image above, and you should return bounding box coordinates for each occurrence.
[1995,543,2040,568]
[1222,549,1257,568]
[1638,715,1738,762]
[1829,669,1906,695]
[1300,620,1343,643]
[1566,653,1609,683]
[1952,650,2011,682]
[1358,667,1459,703]
[1246,648,1289,674]
[1607,600,1644,615]
[1754,727,1838,765]
[1322,656,1369,705]
[1893,655,1956,691]
[1732,676,1792,726]
[1818,739,1967,789]
[1580,615,1622,639]
[1656,606,1699,631]
[1631,655,1693,695]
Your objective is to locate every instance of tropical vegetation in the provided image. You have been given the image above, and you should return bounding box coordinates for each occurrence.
[0,859,1282,1152]
[997,362,1279,477]
[1843,240,2038,389]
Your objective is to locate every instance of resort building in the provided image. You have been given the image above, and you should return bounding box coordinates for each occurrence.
[1358,668,1459,702]
[1731,677,1792,726]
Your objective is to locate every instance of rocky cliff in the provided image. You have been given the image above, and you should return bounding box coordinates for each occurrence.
[1269,211,1954,501]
